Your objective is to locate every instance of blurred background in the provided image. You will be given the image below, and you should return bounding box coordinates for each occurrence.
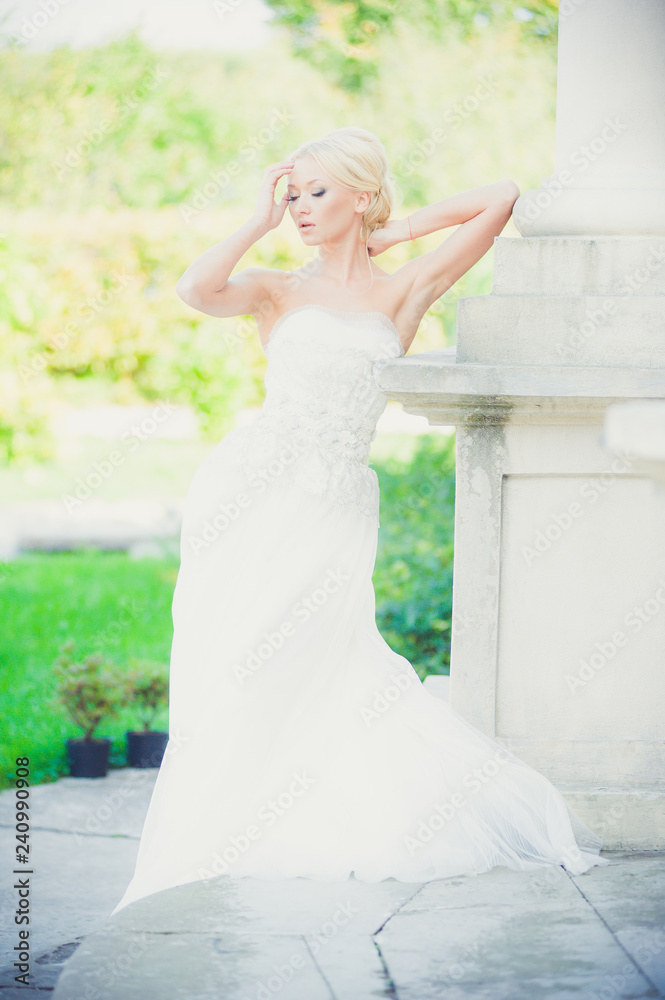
[0,0,557,786]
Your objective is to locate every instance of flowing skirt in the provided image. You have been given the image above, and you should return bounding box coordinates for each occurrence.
[111,430,608,914]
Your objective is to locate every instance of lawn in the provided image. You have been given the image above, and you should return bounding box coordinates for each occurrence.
[0,433,455,790]
[0,551,177,788]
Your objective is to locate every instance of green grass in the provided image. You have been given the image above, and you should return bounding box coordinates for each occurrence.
[0,551,177,788]
[0,433,455,791]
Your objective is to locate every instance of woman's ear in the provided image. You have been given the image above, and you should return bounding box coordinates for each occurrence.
[355,191,371,215]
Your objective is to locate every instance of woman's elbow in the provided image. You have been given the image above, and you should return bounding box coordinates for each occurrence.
[499,178,520,205]
[176,277,200,306]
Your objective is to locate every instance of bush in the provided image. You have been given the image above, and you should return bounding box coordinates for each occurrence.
[123,660,169,732]
[51,639,122,741]
[374,433,456,677]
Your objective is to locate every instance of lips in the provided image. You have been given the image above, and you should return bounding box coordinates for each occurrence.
[299,222,314,230]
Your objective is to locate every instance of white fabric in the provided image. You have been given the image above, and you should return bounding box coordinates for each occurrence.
[111,306,608,915]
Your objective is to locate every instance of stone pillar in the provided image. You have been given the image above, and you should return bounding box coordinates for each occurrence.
[605,401,665,484]
[514,0,665,236]
[375,0,665,849]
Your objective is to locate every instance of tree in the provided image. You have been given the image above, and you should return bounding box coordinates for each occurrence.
[262,0,559,91]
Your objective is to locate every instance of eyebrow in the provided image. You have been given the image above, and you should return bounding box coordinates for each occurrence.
[286,178,326,190]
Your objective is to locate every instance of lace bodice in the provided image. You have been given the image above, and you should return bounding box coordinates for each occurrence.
[234,305,405,520]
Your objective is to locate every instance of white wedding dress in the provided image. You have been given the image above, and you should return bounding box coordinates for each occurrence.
[111,304,608,915]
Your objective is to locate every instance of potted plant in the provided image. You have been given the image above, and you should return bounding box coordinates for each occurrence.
[123,660,170,768]
[52,639,121,778]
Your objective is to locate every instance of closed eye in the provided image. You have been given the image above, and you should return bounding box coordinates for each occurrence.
[288,191,325,201]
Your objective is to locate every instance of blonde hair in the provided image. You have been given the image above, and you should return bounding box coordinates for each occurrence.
[288,126,395,246]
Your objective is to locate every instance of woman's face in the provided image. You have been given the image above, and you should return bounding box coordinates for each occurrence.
[286,155,368,243]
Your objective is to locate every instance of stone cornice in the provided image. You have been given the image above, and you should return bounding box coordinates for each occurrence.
[374,348,665,426]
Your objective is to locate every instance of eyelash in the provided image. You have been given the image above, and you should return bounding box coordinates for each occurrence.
[287,191,325,201]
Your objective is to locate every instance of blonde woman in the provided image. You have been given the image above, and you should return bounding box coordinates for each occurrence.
[112,126,607,915]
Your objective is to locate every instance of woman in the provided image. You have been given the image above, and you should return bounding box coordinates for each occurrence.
[111,126,607,915]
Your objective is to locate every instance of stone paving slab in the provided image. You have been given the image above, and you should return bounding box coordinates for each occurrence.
[109,872,425,938]
[54,925,335,1000]
[0,770,151,996]
[569,853,665,993]
[1,768,663,999]
[0,768,157,839]
[377,868,659,999]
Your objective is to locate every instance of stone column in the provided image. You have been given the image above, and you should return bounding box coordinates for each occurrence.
[514,0,665,236]
[375,0,665,849]
[605,401,665,484]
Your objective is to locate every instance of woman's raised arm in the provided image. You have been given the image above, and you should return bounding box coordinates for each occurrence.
[176,160,294,318]
[372,178,520,314]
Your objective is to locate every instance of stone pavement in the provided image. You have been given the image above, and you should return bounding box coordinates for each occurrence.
[0,759,664,1000]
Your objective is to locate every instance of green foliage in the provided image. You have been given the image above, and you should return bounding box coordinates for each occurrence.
[373,433,456,677]
[123,660,170,732]
[51,639,123,741]
[263,0,558,91]
[0,26,556,462]
[0,212,269,463]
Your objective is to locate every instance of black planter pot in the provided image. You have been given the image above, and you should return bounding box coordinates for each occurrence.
[66,738,111,778]
[126,730,169,768]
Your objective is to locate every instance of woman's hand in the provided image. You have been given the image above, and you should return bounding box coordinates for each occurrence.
[250,160,295,233]
[366,218,410,257]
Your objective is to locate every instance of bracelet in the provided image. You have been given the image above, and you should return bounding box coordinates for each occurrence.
[407,215,414,240]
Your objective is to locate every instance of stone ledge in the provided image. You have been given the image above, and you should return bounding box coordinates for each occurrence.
[605,400,665,482]
[375,349,665,426]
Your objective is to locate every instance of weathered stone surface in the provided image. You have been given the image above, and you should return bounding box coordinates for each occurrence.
[1,763,664,1000]
[492,236,665,296]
